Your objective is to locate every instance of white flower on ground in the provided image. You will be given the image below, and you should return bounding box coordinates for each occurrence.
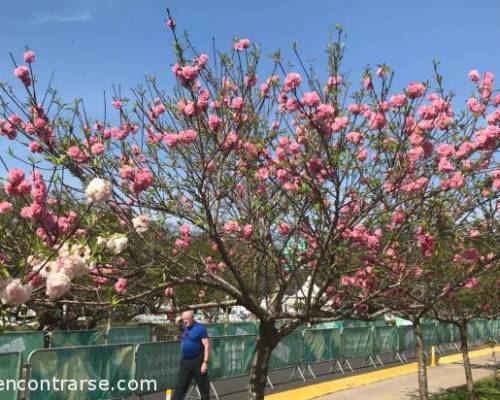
[85,178,111,203]
[132,214,150,233]
[105,234,128,255]
[0,278,32,305]
[46,272,71,298]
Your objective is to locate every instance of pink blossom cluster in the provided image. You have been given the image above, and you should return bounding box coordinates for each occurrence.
[342,223,382,251]
[204,256,226,274]
[166,18,175,28]
[174,223,192,252]
[3,169,82,245]
[129,169,153,194]
[277,222,290,236]
[172,54,209,87]
[67,145,90,163]
[132,214,150,233]
[0,117,18,139]
[283,72,302,92]
[341,266,376,292]
[406,82,426,99]
[24,50,35,63]
[20,105,54,144]
[208,114,221,132]
[119,165,154,194]
[492,170,500,189]
[14,65,31,86]
[463,277,477,289]
[453,248,480,264]
[479,71,494,102]
[416,227,435,257]
[233,38,250,51]
[26,242,92,299]
[177,99,196,117]
[163,129,198,147]
[0,201,13,214]
[164,286,174,297]
[221,220,253,239]
[89,264,116,286]
[114,277,128,293]
[4,169,31,196]
[0,278,32,305]
[104,122,138,141]
[146,98,167,121]
[400,176,429,193]
[326,74,343,89]
[259,75,279,97]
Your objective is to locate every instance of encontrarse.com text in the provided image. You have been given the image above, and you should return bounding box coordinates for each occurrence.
[0,378,157,392]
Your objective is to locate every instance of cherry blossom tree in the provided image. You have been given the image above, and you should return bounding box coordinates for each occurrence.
[431,274,500,400]
[1,13,499,399]
[367,200,499,400]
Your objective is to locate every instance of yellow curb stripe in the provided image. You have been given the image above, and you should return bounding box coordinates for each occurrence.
[265,345,500,400]
[437,346,497,364]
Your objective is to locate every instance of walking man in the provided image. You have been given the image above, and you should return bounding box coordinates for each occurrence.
[172,310,211,400]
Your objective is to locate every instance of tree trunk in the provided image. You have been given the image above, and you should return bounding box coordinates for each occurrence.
[414,320,429,400]
[248,321,277,400]
[458,320,477,400]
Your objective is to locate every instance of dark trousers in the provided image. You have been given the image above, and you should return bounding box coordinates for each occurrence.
[172,353,210,400]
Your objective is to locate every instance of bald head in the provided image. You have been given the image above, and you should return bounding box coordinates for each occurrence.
[181,310,194,327]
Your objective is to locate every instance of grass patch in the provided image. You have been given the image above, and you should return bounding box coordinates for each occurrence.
[430,376,500,400]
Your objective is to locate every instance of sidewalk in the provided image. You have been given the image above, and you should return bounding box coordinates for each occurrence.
[266,346,499,400]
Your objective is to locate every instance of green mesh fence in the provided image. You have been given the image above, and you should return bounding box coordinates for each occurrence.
[0,352,21,400]
[467,319,491,341]
[225,322,258,336]
[398,325,416,351]
[437,323,458,344]
[0,331,44,363]
[342,319,374,328]
[303,329,342,363]
[450,323,461,342]
[269,331,303,369]
[0,319,496,400]
[373,326,399,354]
[107,326,150,344]
[204,323,225,337]
[135,341,180,394]
[489,319,500,338]
[209,335,256,379]
[422,324,438,346]
[342,327,374,358]
[50,330,104,348]
[275,320,306,332]
[27,344,135,400]
[311,321,343,330]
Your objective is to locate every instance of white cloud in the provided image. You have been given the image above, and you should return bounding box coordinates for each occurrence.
[36,12,91,24]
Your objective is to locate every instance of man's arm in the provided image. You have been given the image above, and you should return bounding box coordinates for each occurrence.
[201,338,210,374]
[201,338,210,362]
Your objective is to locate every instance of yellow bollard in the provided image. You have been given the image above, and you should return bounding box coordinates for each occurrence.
[165,389,172,400]
[430,346,437,367]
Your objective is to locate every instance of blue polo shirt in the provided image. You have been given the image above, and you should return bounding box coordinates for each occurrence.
[180,321,208,359]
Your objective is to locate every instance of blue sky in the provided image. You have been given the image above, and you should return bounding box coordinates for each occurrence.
[1,0,499,119]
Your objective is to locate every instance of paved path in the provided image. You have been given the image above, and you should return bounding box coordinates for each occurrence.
[137,346,499,399]
[309,351,498,400]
